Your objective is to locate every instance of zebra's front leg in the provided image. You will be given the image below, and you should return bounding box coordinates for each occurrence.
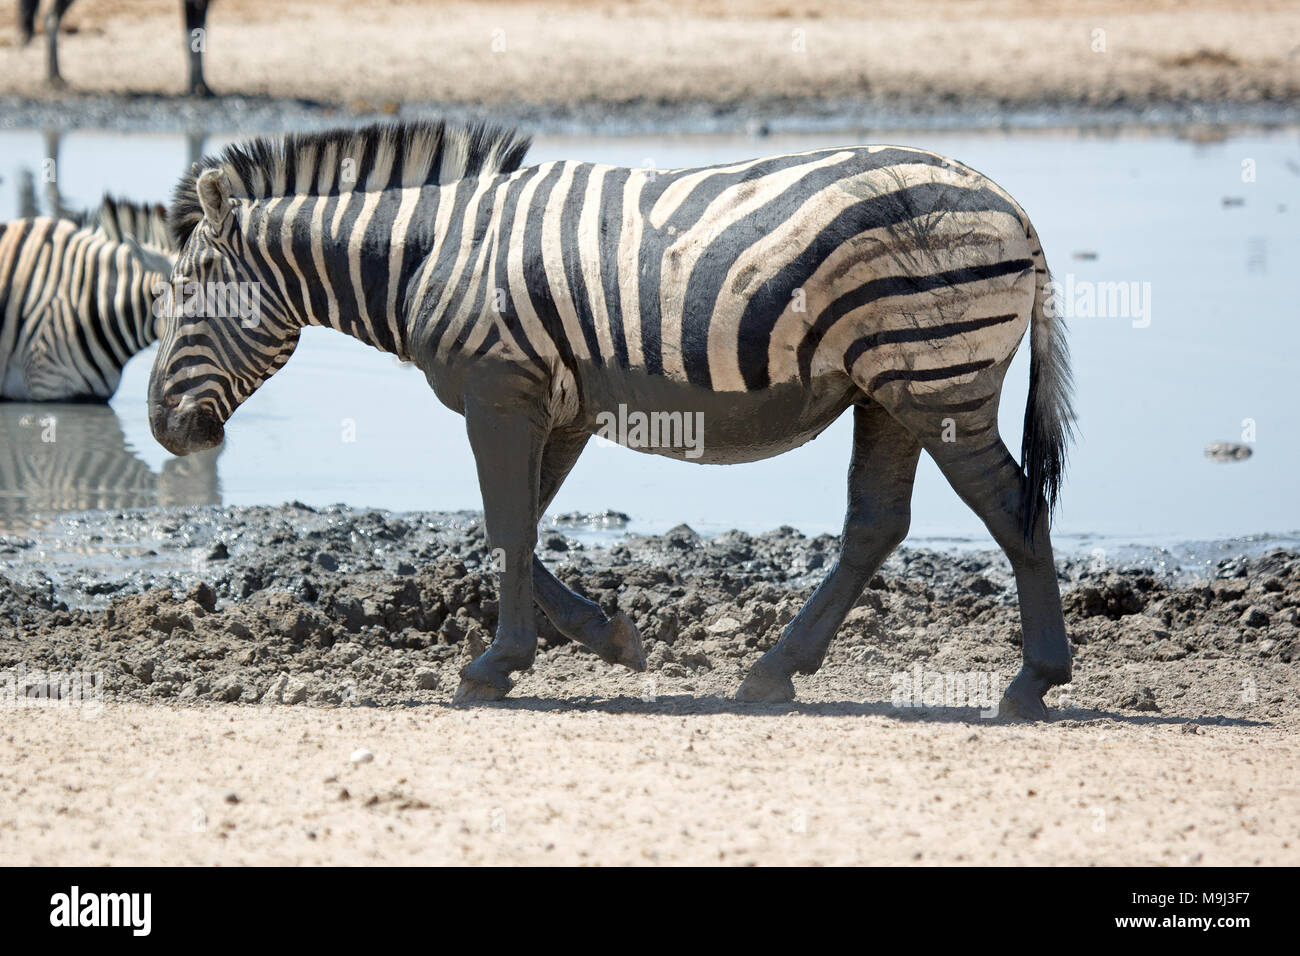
[738,403,922,703]
[453,390,548,704]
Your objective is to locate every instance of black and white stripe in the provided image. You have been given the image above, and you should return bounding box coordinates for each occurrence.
[0,196,174,401]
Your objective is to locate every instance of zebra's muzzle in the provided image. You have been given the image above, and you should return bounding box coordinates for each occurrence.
[149,395,225,457]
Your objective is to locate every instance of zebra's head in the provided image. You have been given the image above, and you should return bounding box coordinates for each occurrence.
[148,167,300,456]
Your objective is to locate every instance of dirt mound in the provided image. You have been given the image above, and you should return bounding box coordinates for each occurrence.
[2,506,1296,720]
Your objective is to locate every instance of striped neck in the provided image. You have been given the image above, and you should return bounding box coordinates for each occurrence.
[239,186,457,361]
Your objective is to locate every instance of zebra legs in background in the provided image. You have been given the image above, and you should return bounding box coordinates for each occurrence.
[41,0,74,89]
[182,0,212,97]
[20,0,214,96]
[530,426,647,672]
[737,401,923,703]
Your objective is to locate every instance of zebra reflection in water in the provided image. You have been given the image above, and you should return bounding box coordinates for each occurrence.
[0,402,220,531]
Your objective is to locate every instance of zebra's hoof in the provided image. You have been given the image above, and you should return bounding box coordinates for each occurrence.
[452,675,512,705]
[998,686,1050,723]
[997,673,1050,722]
[607,612,647,673]
[453,656,514,704]
[736,659,795,703]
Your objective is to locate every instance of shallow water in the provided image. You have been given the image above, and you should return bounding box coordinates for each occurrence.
[0,125,1297,555]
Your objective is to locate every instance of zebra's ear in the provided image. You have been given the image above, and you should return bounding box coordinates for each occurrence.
[196,168,232,230]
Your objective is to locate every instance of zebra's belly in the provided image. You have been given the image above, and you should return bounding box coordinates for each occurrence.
[579,366,858,465]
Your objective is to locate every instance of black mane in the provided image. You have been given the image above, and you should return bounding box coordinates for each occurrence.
[169,119,532,248]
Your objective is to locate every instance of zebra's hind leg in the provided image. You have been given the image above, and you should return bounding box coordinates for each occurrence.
[737,401,921,703]
[453,390,548,704]
[531,426,645,672]
[888,401,1071,721]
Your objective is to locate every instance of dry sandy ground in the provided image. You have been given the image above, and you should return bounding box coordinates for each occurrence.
[3,699,1297,866]
[0,0,1296,107]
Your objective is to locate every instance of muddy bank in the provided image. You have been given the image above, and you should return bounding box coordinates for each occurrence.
[1,504,1296,723]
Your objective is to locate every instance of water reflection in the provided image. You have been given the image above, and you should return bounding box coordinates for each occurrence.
[0,404,221,532]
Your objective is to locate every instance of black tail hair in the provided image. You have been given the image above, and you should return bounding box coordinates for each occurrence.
[1020,261,1076,541]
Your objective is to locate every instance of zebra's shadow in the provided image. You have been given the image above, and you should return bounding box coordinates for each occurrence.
[412,695,1270,728]
[0,402,221,531]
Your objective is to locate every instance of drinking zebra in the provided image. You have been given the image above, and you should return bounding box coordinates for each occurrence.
[149,120,1075,719]
[17,0,214,96]
[1,196,175,401]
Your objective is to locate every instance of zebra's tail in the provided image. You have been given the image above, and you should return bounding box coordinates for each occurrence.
[18,0,38,45]
[1019,245,1076,541]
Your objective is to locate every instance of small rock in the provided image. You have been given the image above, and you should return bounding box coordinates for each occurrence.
[350,748,374,764]
[260,672,290,705]
[207,541,230,561]
[706,616,742,638]
[224,792,240,804]
[1240,606,1270,628]
[414,668,439,690]
[283,677,309,705]
[186,581,218,613]
[1117,686,1160,712]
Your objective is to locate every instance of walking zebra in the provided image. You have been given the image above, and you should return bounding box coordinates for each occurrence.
[17,0,214,96]
[149,120,1075,718]
[1,196,175,401]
